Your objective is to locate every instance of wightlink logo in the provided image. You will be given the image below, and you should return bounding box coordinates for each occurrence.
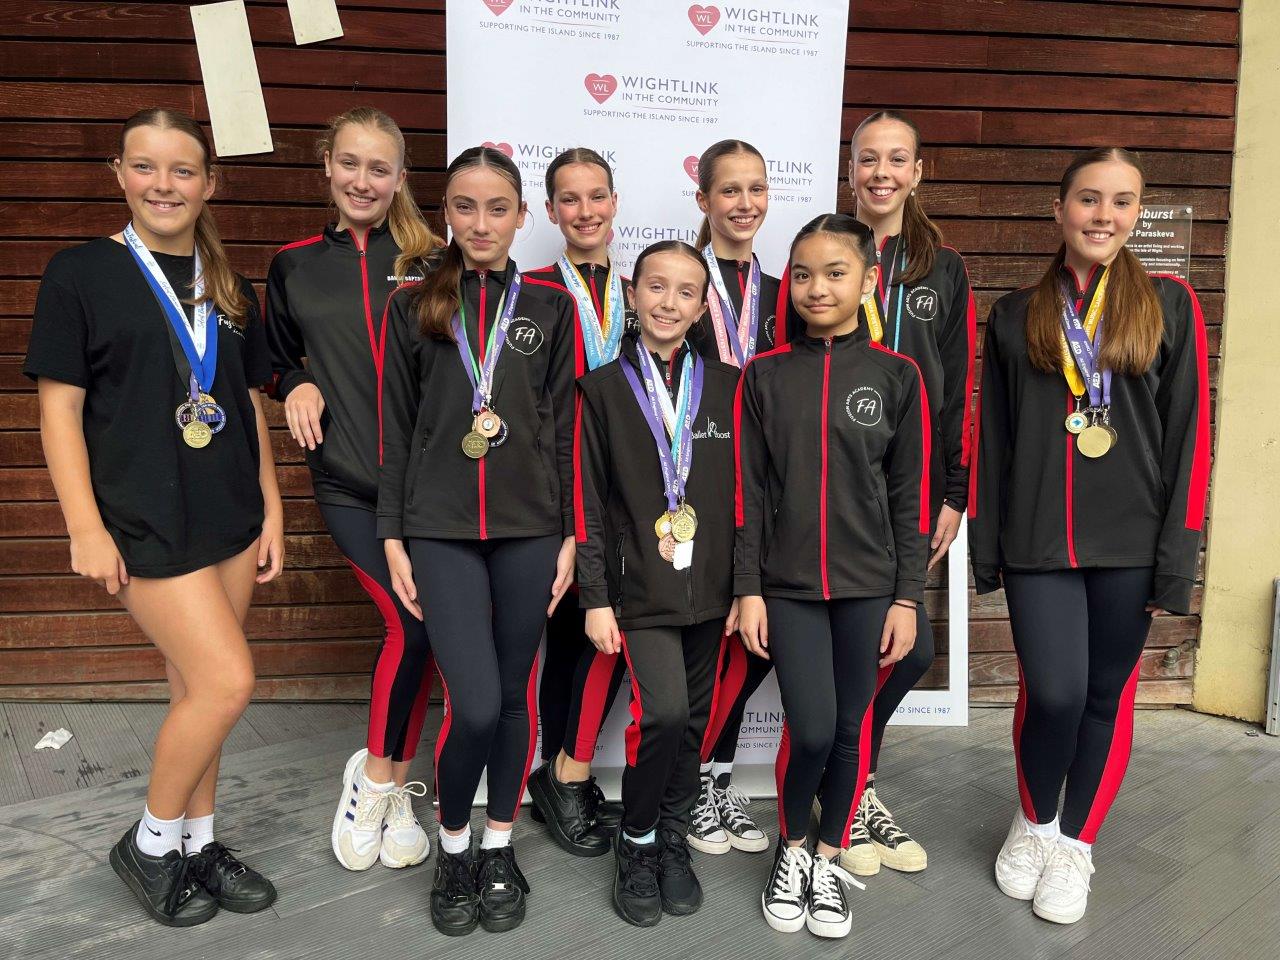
[685,3,821,41]
[484,139,619,175]
[584,72,720,109]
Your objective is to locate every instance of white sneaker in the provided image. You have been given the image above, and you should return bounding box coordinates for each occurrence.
[380,781,430,868]
[840,790,881,877]
[331,748,392,871]
[761,842,812,933]
[687,775,731,854]
[806,853,864,939]
[1033,840,1094,924]
[716,782,769,853]
[994,811,1056,901]
[863,786,927,872]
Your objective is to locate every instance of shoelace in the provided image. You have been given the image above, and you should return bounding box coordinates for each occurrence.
[352,781,393,832]
[1003,830,1055,876]
[1038,843,1093,895]
[164,853,201,916]
[717,783,760,834]
[659,831,694,878]
[849,792,872,844]
[769,846,812,907]
[810,855,865,913]
[441,851,476,900]
[691,779,720,835]
[478,847,522,893]
[864,788,910,845]
[623,843,661,897]
[385,781,427,832]
[195,842,248,881]
[581,778,606,824]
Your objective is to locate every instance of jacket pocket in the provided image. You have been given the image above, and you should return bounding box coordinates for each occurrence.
[874,488,895,558]
[614,527,628,614]
[405,431,431,508]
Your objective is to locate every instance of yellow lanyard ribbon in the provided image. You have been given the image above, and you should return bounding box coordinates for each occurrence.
[1058,268,1109,398]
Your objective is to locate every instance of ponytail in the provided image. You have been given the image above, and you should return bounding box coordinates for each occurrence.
[1026,147,1163,377]
[695,216,712,250]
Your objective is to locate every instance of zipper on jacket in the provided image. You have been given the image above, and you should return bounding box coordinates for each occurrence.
[588,266,602,318]
[820,338,832,599]
[1064,392,1078,568]
[615,531,626,613]
[477,270,489,540]
[349,228,384,463]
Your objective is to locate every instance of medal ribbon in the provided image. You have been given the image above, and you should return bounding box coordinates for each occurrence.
[621,344,704,512]
[558,256,624,371]
[1058,268,1111,408]
[452,274,522,413]
[123,222,216,393]
[702,245,760,368]
[862,238,905,346]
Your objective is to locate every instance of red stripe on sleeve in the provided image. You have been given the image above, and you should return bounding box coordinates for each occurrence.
[573,392,587,544]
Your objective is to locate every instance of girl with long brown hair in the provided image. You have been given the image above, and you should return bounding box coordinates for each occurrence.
[25,108,283,926]
[264,106,444,875]
[378,146,578,936]
[971,147,1210,924]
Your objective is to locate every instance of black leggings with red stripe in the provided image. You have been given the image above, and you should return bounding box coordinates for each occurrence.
[769,596,889,849]
[320,503,433,763]
[540,599,626,763]
[408,534,560,830]
[1004,567,1153,843]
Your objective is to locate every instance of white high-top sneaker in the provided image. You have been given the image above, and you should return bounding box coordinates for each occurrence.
[994,811,1056,900]
[331,749,392,871]
[1033,839,1094,924]
[380,781,431,868]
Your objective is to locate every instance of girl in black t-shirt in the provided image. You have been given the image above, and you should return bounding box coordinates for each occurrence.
[24,108,283,928]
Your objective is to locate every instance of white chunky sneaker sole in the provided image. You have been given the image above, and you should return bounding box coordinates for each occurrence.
[806,911,853,939]
[727,832,770,853]
[1033,896,1087,925]
[687,832,732,855]
[761,893,807,933]
[380,833,430,869]
[840,843,880,877]
[875,839,927,872]
[331,748,378,871]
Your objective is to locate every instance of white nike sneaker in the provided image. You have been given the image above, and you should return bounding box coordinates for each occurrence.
[1033,840,1094,924]
[994,811,1056,901]
[380,781,431,868]
[331,748,392,871]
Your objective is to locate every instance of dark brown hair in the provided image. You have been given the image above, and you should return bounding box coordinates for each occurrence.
[694,139,766,250]
[410,146,524,340]
[789,213,876,272]
[850,110,943,286]
[316,106,442,281]
[545,147,614,201]
[632,240,711,300]
[115,108,248,326]
[1025,147,1163,376]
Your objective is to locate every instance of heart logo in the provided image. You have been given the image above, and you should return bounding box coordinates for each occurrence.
[687,4,721,35]
[481,0,513,15]
[584,73,618,104]
[683,156,700,184]
[482,140,514,157]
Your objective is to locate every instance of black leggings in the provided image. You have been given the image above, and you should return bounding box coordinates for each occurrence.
[868,605,934,772]
[408,535,561,830]
[769,596,889,849]
[540,598,626,763]
[620,619,722,834]
[1004,567,1153,843]
[320,503,434,763]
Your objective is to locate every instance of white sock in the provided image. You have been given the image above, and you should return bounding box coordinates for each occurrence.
[440,826,471,855]
[362,773,395,795]
[136,806,184,857]
[710,761,733,785]
[625,828,656,846]
[182,813,215,854]
[1059,834,1092,855]
[481,825,512,850]
[699,762,712,777]
[1024,813,1060,840]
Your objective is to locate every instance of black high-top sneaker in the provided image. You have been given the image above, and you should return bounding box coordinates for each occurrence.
[863,786,927,872]
[109,823,219,927]
[761,840,811,934]
[476,844,531,933]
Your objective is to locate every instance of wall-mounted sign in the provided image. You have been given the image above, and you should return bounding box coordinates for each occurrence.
[1129,204,1193,281]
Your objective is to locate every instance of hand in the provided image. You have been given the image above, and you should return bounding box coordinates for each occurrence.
[738,595,769,659]
[723,597,741,636]
[928,504,963,570]
[284,382,325,450]
[1145,604,1168,617]
[69,525,129,596]
[384,538,423,621]
[880,602,918,667]
[585,607,622,654]
[255,512,285,584]
[547,536,576,615]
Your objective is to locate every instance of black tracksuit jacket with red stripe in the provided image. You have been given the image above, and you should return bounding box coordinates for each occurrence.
[734,326,931,603]
[968,269,1210,615]
[265,222,422,508]
[523,259,634,377]
[576,335,740,630]
[691,257,790,365]
[376,262,577,541]
[860,238,977,518]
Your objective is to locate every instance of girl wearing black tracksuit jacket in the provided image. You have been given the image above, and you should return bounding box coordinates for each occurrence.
[378,146,577,937]
[574,240,739,928]
[737,215,929,941]
[835,110,978,877]
[975,148,1209,927]
[265,108,442,876]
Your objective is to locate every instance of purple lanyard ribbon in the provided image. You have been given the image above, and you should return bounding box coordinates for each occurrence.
[1059,282,1110,408]
[451,274,522,413]
[620,345,704,512]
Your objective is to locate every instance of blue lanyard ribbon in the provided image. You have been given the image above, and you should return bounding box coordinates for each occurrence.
[620,344,704,512]
[558,256,624,371]
[452,274,522,413]
[1059,280,1111,408]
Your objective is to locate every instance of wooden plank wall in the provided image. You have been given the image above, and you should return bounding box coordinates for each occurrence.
[0,1,1237,703]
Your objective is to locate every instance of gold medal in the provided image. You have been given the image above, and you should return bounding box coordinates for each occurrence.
[474,408,502,439]
[461,430,489,459]
[654,512,673,539]
[182,420,212,449]
[658,533,678,563]
[670,503,698,543]
[1065,409,1089,435]
[1076,423,1114,458]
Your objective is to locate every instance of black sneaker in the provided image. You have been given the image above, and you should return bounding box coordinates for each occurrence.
[527,762,611,857]
[585,779,624,829]
[108,823,218,927]
[806,853,861,939]
[612,829,662,927]
[476,844,530,933]
[189,841,277,913]
[761,840,810,934]
[657,827,703,916]
[863,786,927,872]
[431,847,480,937]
